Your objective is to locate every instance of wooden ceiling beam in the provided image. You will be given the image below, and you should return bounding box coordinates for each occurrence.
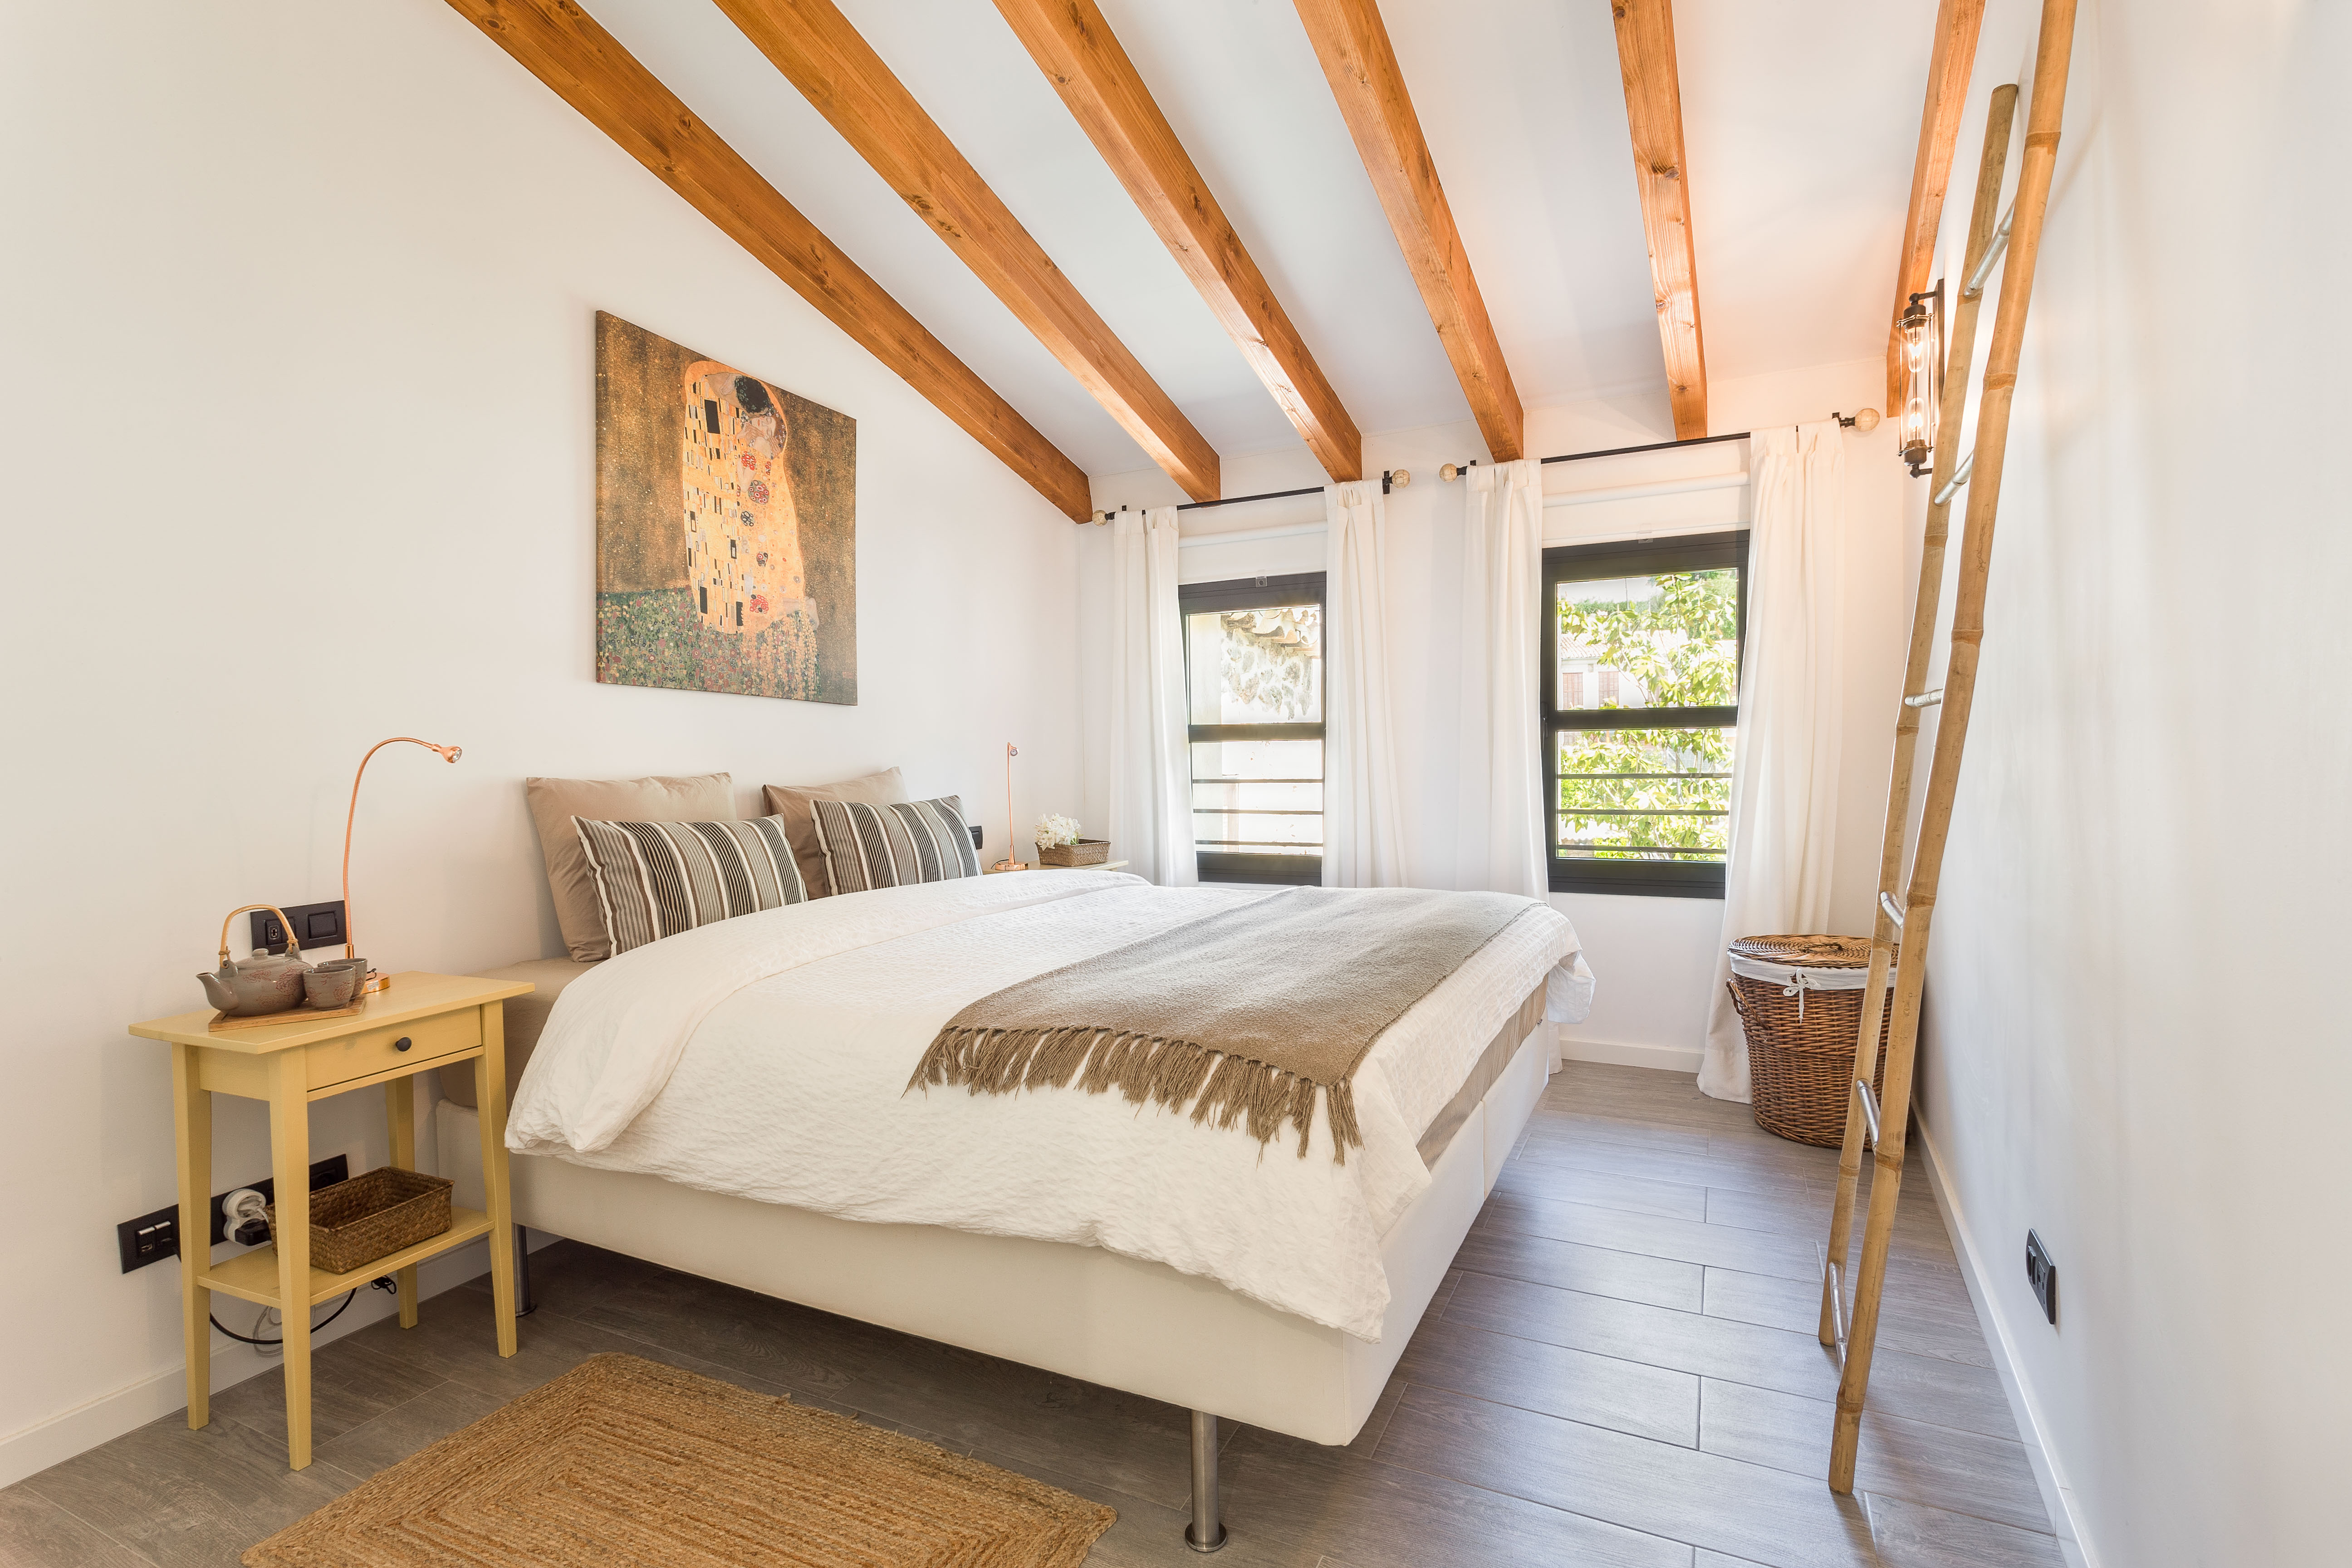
[442,0,1091,520]
[995,0,1361,482]
[1291,0,1523,462]
[713,0,1219,501]
[1609,0,1707,441]
[1887,0,1988,411]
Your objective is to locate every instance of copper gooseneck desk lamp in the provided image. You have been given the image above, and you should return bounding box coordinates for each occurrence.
[990,742,1028,873]
[343,736,462,993]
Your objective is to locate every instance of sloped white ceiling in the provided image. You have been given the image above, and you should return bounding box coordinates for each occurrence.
[577,0,1938,480]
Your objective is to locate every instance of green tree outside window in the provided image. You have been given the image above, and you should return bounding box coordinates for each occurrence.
[1556,568,1738,860]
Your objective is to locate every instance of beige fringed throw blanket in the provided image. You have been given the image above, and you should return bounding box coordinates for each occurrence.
[908,887,1530,1162]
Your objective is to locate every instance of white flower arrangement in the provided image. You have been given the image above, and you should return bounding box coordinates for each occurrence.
[1034,813,1083,850]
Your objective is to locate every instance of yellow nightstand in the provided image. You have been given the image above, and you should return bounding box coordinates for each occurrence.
[128,971,534,1470]
[985,859,1130,875]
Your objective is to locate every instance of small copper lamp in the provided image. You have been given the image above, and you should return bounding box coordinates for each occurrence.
[343,736,462,993]
[990,742,1029,873]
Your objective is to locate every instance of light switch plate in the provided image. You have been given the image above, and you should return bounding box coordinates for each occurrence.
[251,900,347,956]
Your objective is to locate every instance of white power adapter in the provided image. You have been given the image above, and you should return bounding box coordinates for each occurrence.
[221,1188,272,1248]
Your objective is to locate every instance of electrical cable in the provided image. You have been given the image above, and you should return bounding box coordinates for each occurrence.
[209,1289,358,1347]
[205,1191,395,1348]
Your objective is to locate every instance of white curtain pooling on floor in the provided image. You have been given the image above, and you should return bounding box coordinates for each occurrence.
[1701,422,1847,1101]
[1322,480,1408,887]
[1107,506,1197,887]
[1455,459,1548,899]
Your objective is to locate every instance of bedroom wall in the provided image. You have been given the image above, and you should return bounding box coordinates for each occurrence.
[1903,3,2349,1564]
[1083,357,1909,1071]
[0,3,1080,1482]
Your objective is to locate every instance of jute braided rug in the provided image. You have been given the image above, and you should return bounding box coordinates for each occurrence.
[241,1353,1115,1567]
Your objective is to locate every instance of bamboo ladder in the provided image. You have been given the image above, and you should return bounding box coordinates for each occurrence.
[1815,0,2078,1494]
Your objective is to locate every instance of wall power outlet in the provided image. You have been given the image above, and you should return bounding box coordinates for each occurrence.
[251,900,347,956]
[2026,1230,2058,1326]
[207,1155,350,1245]
[114,1155,354,1274]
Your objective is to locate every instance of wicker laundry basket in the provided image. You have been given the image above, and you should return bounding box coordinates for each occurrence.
[1726,935,1896,1147]
[268,1166,453,1275]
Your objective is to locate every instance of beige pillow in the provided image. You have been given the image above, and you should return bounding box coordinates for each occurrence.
[525,773,735,961]
[762,767,907,898]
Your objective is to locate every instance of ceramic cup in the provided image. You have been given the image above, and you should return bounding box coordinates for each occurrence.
[304,964,361,1009]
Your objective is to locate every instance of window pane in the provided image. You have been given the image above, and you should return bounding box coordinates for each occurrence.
[1555,727,1733,862]
[1191,738,1323,854]
[1186,604,1323,725]
[1555,569,1739,711]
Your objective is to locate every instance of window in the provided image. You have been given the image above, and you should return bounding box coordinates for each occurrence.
[1181,573,1325,885]
[1543,531,1747,898]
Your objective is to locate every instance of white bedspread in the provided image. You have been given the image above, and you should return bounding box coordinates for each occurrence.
[507,872,1593,1340]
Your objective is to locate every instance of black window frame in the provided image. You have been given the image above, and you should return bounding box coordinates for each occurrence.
[1180,572,1327,887]
[1543,530,1749,899]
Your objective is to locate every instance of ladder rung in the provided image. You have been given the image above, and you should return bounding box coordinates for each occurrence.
[1931,449,1975,504]
[1880,891,1906,929]
[1826,1256,1850,1357]
[1857,1079,1883,1146]
[1904,689,1945,708]
[1963,204,2014,298]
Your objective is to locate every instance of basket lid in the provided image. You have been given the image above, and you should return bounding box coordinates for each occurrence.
[1726,934,1882,969]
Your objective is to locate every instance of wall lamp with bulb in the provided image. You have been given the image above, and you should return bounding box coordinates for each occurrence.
[1898,281,1945,477]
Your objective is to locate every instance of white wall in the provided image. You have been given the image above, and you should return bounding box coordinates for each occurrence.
[0,2,1080,1482]
[1905,4,2352,1565]
[1086,360,1909,1068]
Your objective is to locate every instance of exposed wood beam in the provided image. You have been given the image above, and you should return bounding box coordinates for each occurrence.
[995,0,1361,482]
[1291,0,1522,462]
[1887,0,1988,411]
[1609,0,1707,441]
[712,0,1219,501]
[443,0,1091,520]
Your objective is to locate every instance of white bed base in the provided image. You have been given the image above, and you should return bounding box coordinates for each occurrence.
[434,1022,1548,1531]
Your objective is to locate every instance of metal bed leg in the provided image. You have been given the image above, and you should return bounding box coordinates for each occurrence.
[514,1225,537,1318]
[1184,1409,1226,1552]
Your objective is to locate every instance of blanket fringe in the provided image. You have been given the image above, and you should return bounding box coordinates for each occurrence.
[910,1027,1360,1162]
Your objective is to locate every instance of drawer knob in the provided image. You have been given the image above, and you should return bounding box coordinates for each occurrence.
[393,1036,413,1052]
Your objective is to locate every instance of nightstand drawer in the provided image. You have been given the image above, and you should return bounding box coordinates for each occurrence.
[306,1009,480,1090]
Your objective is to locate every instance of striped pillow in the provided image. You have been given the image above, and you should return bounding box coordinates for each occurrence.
[812,795,981,896]
[572,815,808,956]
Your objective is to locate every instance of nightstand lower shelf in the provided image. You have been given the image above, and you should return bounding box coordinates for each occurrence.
[198,1207,494,1309]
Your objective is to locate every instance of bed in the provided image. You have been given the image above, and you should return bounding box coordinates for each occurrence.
[434,868,1592,1549]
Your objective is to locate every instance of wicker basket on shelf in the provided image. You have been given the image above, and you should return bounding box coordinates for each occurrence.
[1037,838,1109,867]
[1725,935,1895,1147]
[268,1166,453,1275]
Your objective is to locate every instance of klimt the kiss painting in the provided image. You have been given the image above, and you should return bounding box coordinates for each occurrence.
[594,311,856,704]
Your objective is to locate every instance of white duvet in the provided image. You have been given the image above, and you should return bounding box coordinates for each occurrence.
[507,872,1593,1340]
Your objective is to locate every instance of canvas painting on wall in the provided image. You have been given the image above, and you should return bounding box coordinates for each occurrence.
[595,310,856,704]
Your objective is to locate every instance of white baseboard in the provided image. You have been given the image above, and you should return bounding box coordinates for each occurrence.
[1555,1034,1705,1075]
[0,1230,556,1490]
[1914,1121,2099,1568]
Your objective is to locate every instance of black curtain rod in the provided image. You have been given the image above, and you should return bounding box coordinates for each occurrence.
[1098,480,1333,522]
[1541,430,1751,464]
[1105,427,1836,519]
[1454,416,1867,473]
[1177,484,1323,511]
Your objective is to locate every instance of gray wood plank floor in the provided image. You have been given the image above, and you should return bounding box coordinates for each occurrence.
[2,1062,2060,1567]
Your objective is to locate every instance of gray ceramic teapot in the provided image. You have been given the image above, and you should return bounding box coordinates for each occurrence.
[198,905,315,1017]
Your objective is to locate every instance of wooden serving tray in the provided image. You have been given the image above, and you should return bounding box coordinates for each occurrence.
[207,999,368,1033]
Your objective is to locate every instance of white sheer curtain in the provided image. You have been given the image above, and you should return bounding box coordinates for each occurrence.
[1700,422,1847,1100]
[1456,458,1548,898]
[1106,506,1196,887]
[1322,480,1407,887]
